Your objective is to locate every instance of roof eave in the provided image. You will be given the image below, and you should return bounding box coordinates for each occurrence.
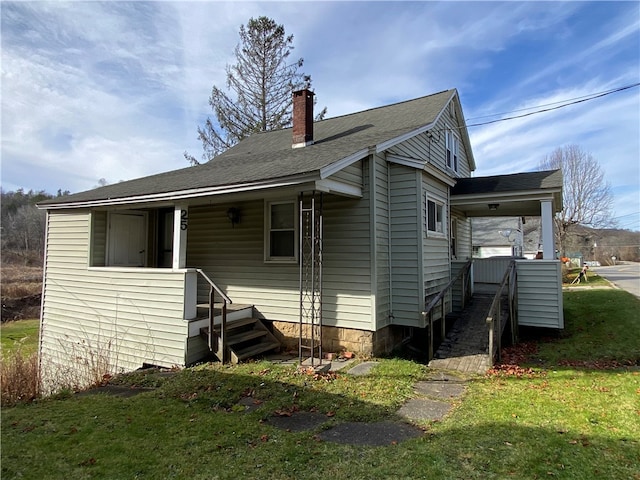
[319,148,371,179]
[448,90,476,172]
[375,120,438,153]
[38,173,321,210]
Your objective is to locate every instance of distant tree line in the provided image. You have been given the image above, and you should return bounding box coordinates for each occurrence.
[565,225,640,264]
[1,188,69,265]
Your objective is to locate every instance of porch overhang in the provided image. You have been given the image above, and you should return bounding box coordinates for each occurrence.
[450,190,560,217]
[450,170,563,217]
[38,173,362,210]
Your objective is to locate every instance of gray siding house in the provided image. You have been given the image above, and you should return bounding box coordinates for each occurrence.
[37,88,562,385]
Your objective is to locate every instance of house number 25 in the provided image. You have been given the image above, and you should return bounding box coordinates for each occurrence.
[180,210,188,230]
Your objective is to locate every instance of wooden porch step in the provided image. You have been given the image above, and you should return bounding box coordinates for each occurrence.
[199,316,281,364]
[214,316,258,331]
[227,329,269,346]
[233,340,281,362]
[188,304,254,337]
[200,323,267,346]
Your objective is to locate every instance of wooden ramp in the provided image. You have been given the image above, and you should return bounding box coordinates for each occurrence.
[428,293,509,375]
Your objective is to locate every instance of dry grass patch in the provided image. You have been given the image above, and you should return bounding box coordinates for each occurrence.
[1,264,42,321]
[1,349,39,406]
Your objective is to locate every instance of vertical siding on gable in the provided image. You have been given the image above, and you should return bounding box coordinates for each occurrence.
[40,211,189,390]
[388,164,422,327]
[186,188,374,332]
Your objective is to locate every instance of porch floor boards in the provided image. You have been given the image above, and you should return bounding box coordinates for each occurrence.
[428,293,508,375]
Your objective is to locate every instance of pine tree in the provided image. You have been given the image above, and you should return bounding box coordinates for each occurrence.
[186,16,325,165]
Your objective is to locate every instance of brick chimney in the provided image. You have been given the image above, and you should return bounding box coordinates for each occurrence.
[292,89,314,148]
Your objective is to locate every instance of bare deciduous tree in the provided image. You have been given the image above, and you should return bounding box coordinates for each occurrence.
[186,16,326,165]
[539,144,614,255]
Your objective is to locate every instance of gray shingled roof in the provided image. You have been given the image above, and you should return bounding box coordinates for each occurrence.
[40,89,456,207]
[451,170,562,195]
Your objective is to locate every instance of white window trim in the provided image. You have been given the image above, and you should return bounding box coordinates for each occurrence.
[425,194,446,238]
[445,130,459,173]
[264,200,298,264]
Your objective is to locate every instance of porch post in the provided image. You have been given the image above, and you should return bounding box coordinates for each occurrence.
[173,204,188,269]
[540,200,555,260]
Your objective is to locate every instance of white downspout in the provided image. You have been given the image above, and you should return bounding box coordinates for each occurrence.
[387,160,394,323]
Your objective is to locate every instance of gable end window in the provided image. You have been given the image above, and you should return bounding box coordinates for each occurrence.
[425,196,445,235]
[445,130,459,173]
[265,201,297,263]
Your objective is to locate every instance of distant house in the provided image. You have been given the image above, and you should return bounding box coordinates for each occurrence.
[472,217,542,259]
[37,88,563,385]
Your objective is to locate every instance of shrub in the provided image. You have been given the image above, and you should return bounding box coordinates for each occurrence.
[1,348,40,406]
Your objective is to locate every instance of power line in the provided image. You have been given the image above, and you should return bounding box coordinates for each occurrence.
[613,212,640,220]
[465,83,640,128]
[466,85,639,121]
[591,245,640,248]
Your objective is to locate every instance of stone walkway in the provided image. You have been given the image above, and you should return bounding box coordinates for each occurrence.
[79,359,469,447]
[262,361,468,446]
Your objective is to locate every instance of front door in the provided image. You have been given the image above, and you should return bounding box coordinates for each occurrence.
[107,212,147,267]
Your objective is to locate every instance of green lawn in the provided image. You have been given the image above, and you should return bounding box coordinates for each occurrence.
[2,291,639,480]
[1,319,39,357]
[563,268,610,287]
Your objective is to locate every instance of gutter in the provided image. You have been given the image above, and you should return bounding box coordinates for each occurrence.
[37,173,321,210]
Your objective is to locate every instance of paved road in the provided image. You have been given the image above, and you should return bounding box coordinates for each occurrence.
[593,262,640,298]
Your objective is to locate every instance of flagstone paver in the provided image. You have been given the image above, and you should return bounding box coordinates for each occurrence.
[397,398,452,422]
[266,411,330,432]
[346,361,379,376]
[317,421,424,446]
[413,381,465,399]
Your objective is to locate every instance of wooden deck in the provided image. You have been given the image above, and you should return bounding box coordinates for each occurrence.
[428,292,509,375]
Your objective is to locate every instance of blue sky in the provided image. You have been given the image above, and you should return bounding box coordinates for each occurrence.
[2,1,639,230]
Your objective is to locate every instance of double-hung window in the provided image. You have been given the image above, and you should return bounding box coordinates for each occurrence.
[446,130,459,173]
[426,196,445,235]
[265,201,297,262]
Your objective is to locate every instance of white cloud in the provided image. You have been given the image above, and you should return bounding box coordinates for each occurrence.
[1,1,638,227]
